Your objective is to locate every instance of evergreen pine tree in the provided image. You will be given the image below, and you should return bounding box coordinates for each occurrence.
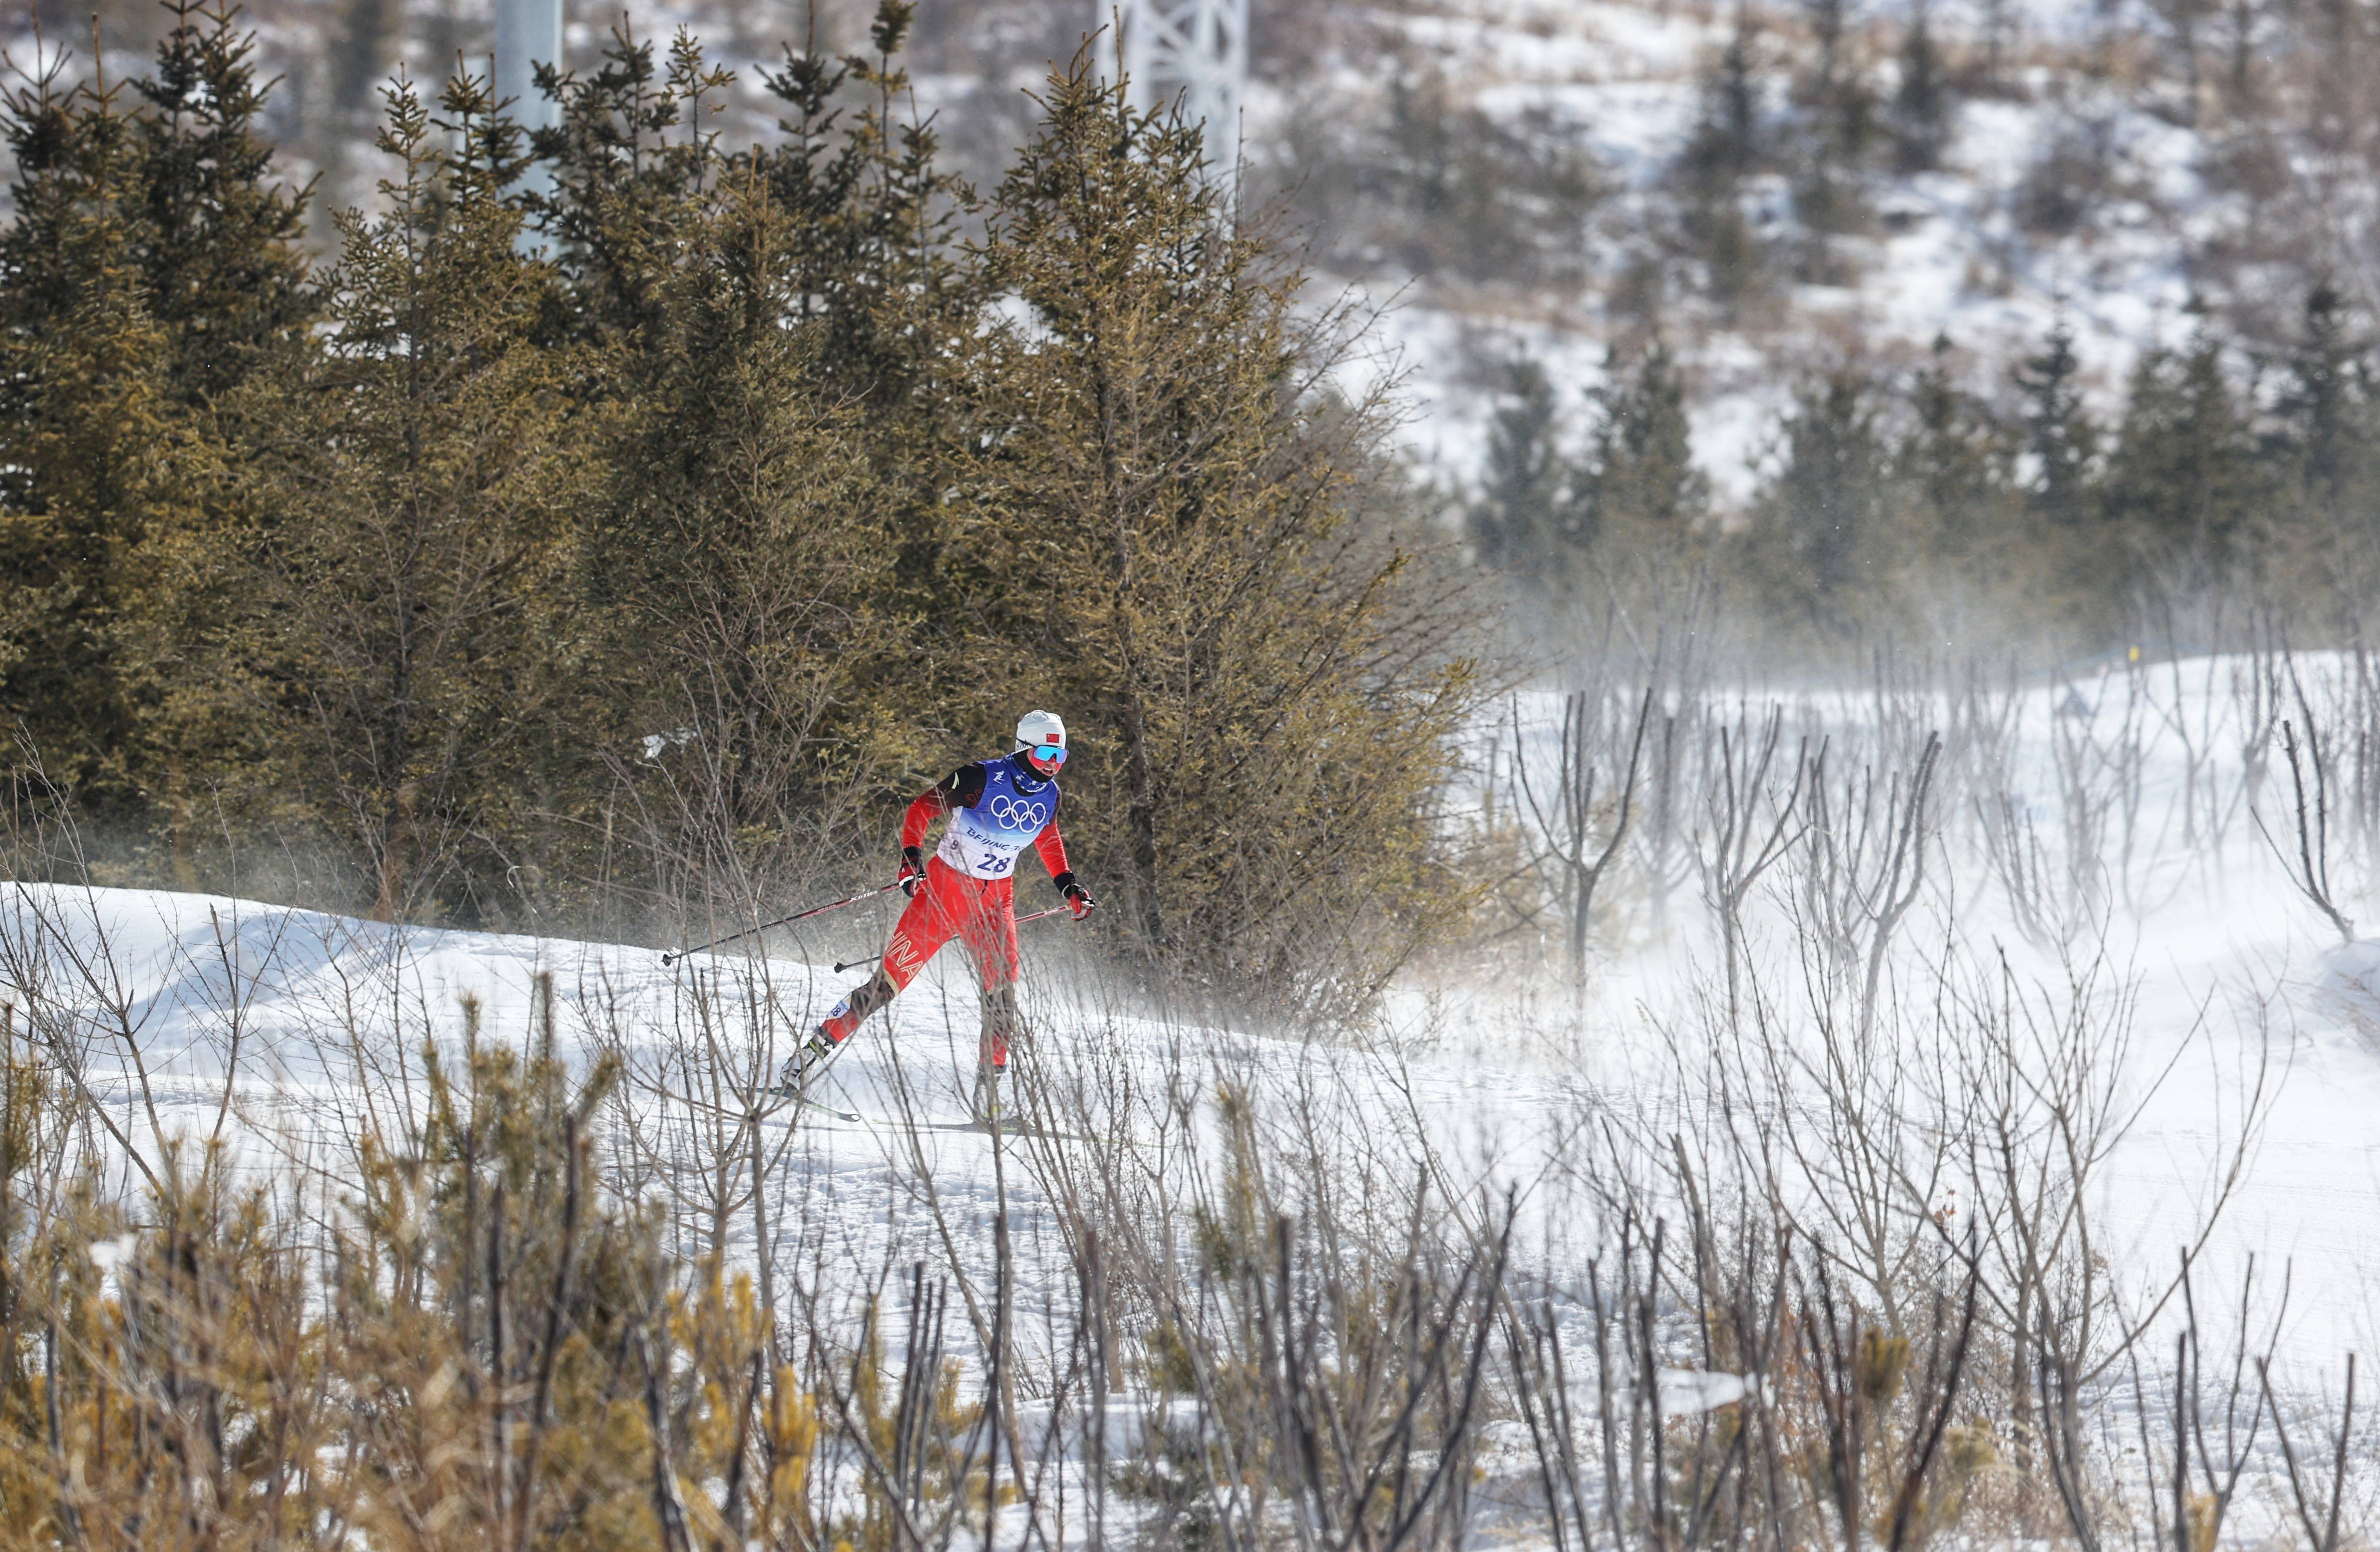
[1584,341,1708,534]
[756,0,980,617]
[1900,347,2003,522]
[1893,338,2033,611]
[532,10,972,897]
[2100,324,2269,582]
[564,47,917,883]
[1684,4,1766,308]
[129,0,315,405]
[1893,1,1951,172]
[2014,313,2099,523]
[1790,0,1875,279]
[532,25,736,346]
[1467,358,1571,575]
[0,1,311,850]
[0,56,182,816]
[969,47,1481,1011]
[2274,279,2380,605]
[125,0,318,873]
[665,0,982,451]
[1747,372,1893,633]
[1688,4,1764,183]
[2276,278,2369,520]
[226,73,588,920]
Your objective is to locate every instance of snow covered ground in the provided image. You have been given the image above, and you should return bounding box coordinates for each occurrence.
[1471,650,2380,1367]
[9,650,2380,1382]
[1257,0,2294,505]
[16,649,2380,1536]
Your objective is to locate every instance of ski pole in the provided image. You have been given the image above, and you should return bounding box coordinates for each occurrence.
[662,881,903,967]
[831,905,1076,974]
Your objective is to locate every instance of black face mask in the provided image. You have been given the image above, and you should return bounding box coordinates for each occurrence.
[1009,749,1054,786]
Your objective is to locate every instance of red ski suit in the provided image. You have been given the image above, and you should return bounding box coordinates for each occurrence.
[819,760,1071,1069]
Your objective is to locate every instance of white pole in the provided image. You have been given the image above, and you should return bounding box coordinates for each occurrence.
[494,0,562,208]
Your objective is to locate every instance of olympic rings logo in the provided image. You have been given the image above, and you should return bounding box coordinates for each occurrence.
[988,795,1048,831]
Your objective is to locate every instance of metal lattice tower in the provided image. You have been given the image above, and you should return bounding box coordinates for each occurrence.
[1110,0,1249,196]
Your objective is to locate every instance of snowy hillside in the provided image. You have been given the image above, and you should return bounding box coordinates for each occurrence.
[1226,0,2364,504]
[16,651,2380,1358]
[19,650,2380,1539]
[14,0,2380,1516]
[23,0,2347,514]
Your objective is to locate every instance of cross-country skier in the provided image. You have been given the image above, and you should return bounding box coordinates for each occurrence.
[774,710,1096,1122]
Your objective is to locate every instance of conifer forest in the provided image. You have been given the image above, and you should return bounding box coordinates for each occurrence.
[7,1,2380,1549]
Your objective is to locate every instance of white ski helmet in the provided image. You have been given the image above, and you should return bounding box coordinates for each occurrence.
[1016,710,1067,772]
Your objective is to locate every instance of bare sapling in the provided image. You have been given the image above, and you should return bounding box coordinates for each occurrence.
[1973,788,2107,951]
[2261,717,2357,944]
[1516,684,1656,994]
[1794,733,1942,1045]
[2345,644,2380,875]
[2149,649,2226,853]
[2089,658,2176,918]
[2260,1350,2364,1552]
[1634,698,1710,942]
[1794,1241,1984,1552]
[1697,704,1811,1022]
[2231,632,2286,843]
[1863,640,1956,791]
[1939,942,2272,1496]
[1943,654,2023,832]
[2037,695,2125,938]
[0,783,242,1198]
[2147,1250,2290,1551]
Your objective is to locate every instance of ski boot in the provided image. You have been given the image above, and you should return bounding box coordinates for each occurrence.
[770,968,895,1105]
[971,1061,1006,1129]
[974,984,1020,1129]
[770,1029,841,1103]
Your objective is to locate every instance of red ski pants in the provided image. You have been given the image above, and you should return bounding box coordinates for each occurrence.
[821,857,1022,1067]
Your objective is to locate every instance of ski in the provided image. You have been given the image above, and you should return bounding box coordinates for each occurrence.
[798,1110,1115,1145]
[795,1095,864,1124]
[750,1082,862,1123]
[751,1083,1085,1140]
[642,1071,857,1124]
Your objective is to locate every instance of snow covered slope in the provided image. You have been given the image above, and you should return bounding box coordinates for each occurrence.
[12,653,2380,1372]
[1253,0,2325,502]
[23,0,2331,519]
[1472,649,2380,1365]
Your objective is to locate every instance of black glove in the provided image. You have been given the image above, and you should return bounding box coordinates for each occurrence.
[900,846,927,898]
[1053,871,1095,920]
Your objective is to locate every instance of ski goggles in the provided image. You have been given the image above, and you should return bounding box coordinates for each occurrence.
[1027,742,1067,766]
